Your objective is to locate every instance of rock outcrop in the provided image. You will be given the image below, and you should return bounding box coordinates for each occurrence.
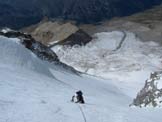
[0,29,79,74]
[24,21,92,47]
[53,29,92,46]
[0,29,59,62]
[31,21,78,46]
[131,71,162,107]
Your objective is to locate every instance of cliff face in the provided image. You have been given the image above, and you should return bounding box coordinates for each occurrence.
[30,21,79,46]
[0,0,162,29]
[24,21,92,47]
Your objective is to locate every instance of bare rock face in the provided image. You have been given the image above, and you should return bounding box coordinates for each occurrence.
[54,29,92,46]
[24,21,92,47]
[132,71,162,107]
[31,21,79,46]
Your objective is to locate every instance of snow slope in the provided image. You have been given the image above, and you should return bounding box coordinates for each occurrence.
[0,36,162,122]
[0,36,53,77]
[52,31,162,97]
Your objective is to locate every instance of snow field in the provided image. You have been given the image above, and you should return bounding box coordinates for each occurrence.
[0,34,162,122]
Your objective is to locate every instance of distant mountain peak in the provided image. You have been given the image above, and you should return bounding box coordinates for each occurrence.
[0,0,162,29]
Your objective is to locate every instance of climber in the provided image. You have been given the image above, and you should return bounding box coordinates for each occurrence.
[71,90,85,104]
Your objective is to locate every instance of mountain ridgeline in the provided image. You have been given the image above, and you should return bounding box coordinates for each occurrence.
[0,0,162,29]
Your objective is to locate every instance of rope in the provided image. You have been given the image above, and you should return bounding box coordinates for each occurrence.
[77,104,87,122]
[52,69,87,122]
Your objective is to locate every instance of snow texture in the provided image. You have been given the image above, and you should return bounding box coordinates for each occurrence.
[0,34,162,122]
[52,31,162,97]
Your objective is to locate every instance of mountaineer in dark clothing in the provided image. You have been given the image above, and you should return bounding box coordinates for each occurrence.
[71,90,85,104]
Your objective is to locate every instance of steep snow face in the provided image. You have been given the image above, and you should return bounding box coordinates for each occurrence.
[0,36,53,77]
[1,35,162,122]
[52,31,162,97]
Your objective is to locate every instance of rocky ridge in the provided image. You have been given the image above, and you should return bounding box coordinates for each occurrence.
[132,71,162,107]
[0,29,79,74]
